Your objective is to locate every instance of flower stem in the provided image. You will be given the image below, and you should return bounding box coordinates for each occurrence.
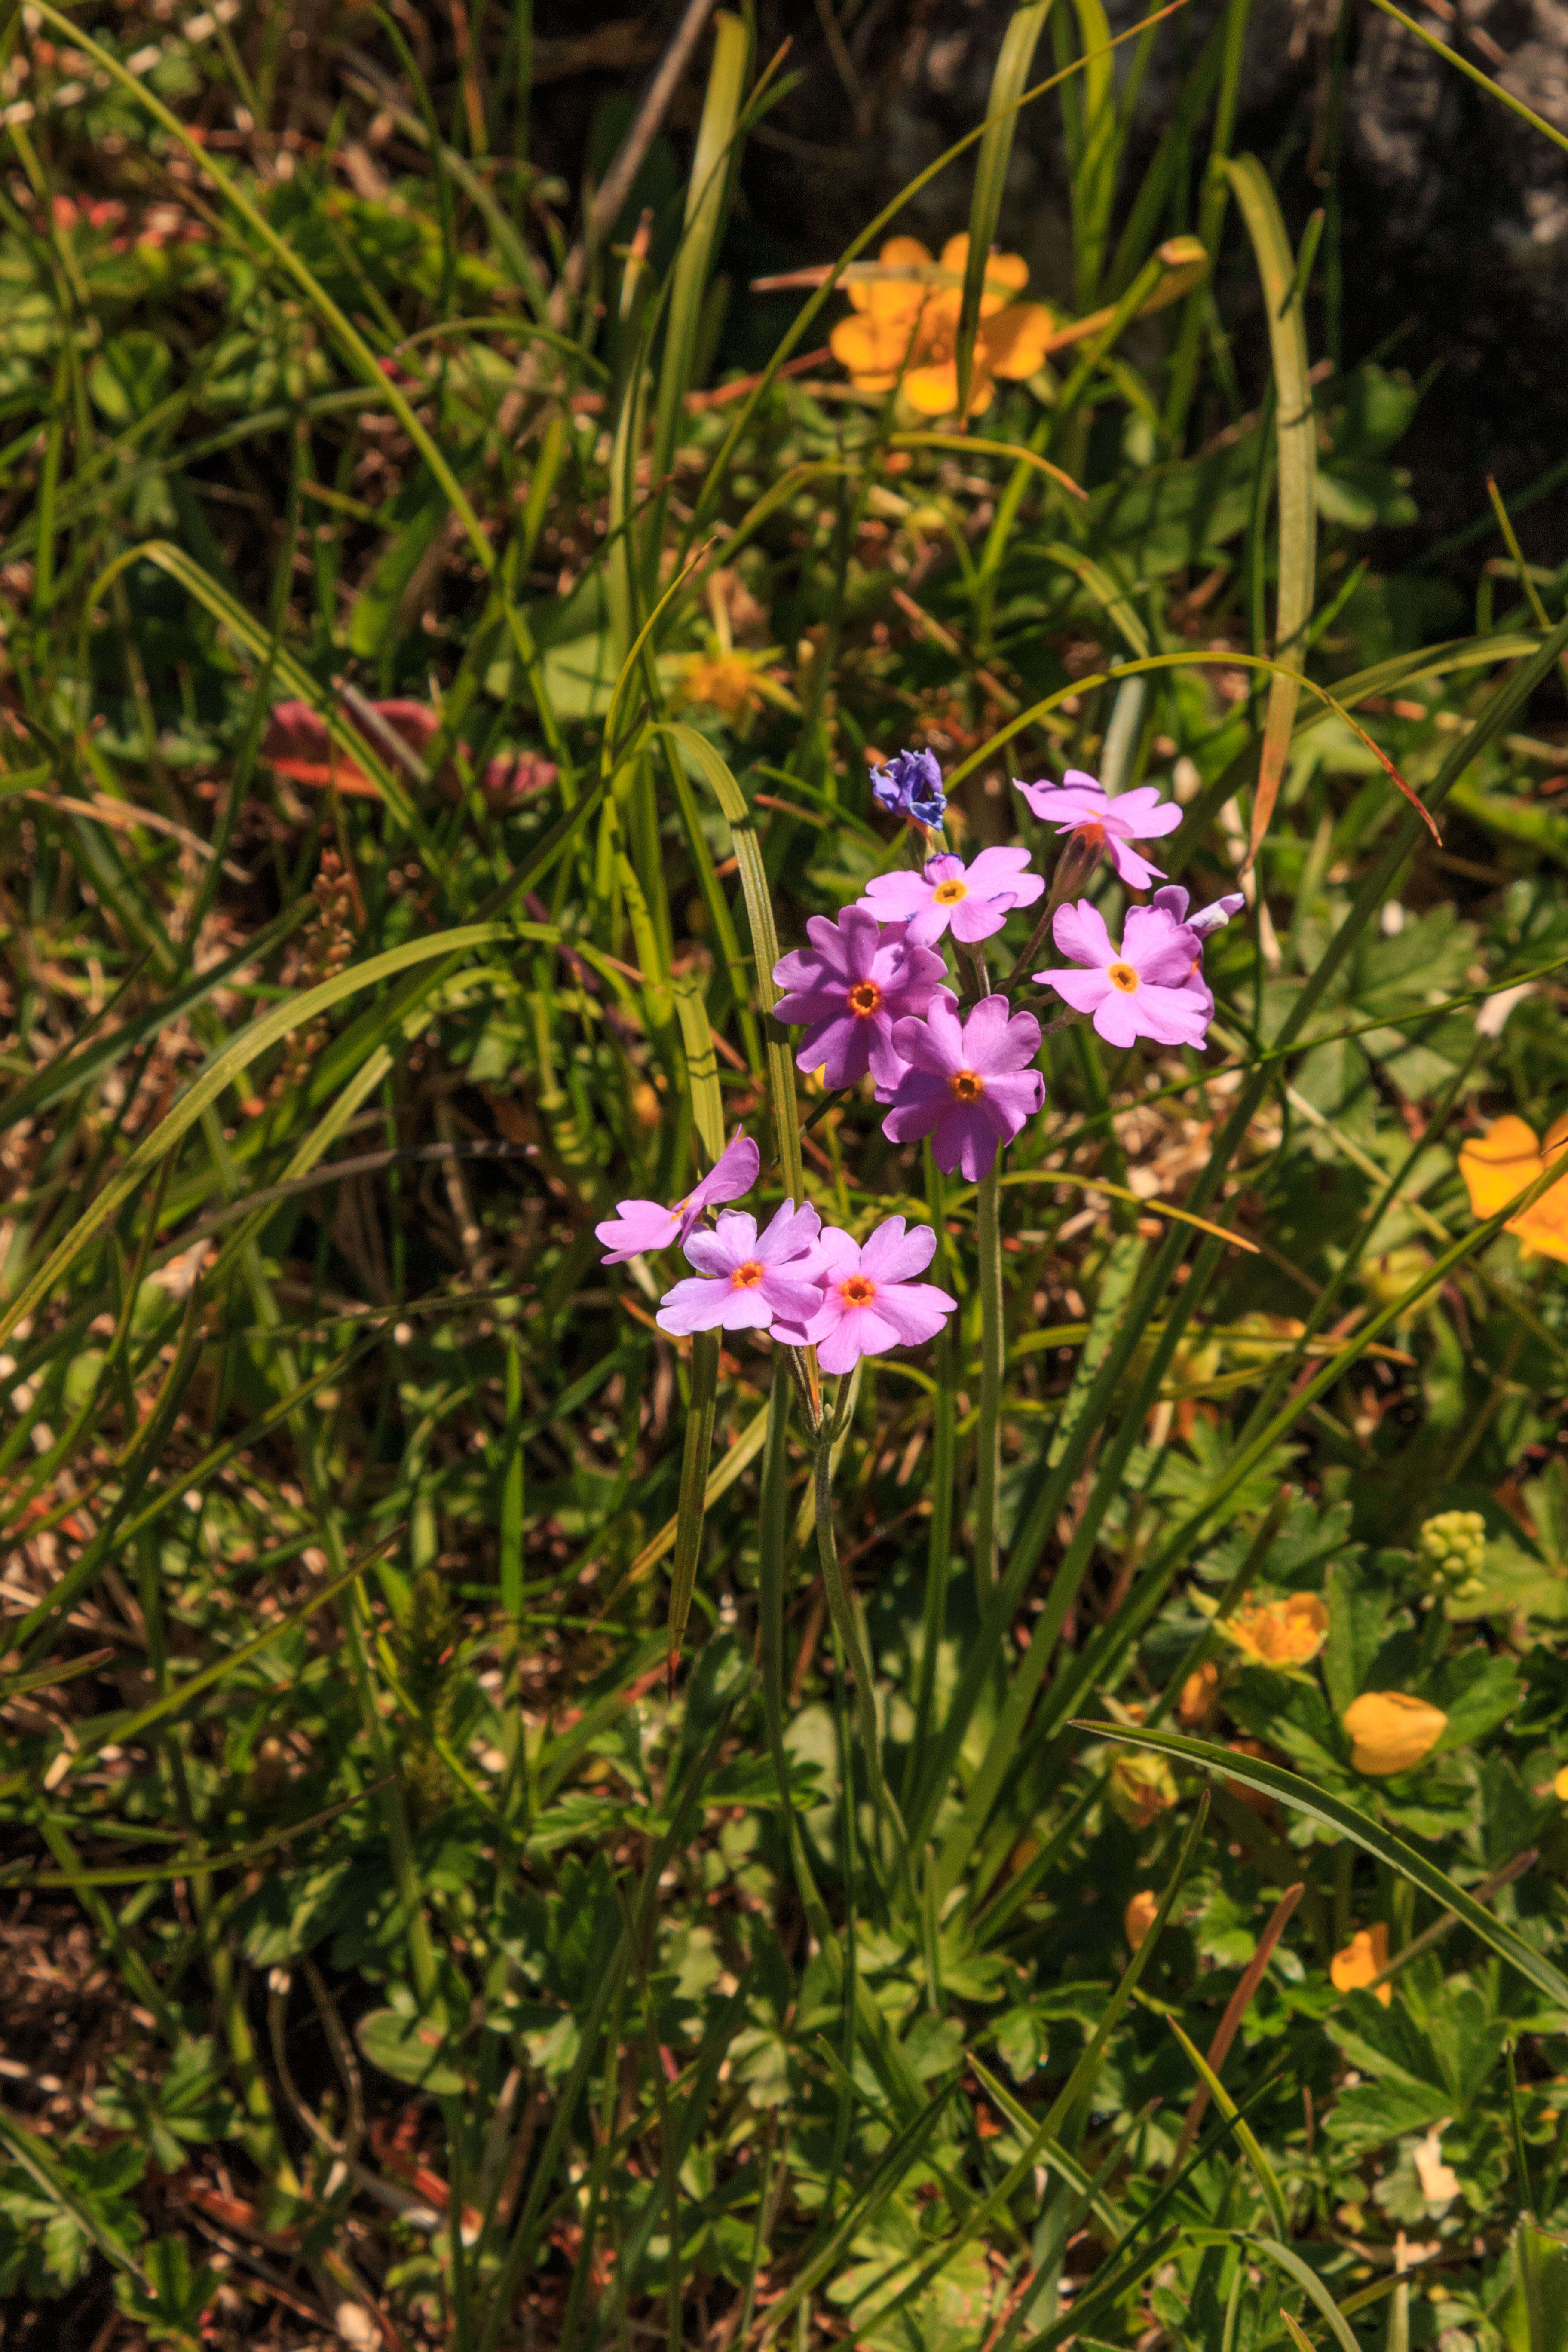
[813,1407,894,1831]
[973,1157,1004,1605]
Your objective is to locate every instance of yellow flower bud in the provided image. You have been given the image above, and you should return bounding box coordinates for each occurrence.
[1342,1691,1447,1776]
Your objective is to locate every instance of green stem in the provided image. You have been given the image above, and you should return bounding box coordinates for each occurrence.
[812,1418,894,1834]
[973,1161,1004,1608]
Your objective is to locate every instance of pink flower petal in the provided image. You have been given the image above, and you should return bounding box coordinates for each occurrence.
[947,895,1010,944]
[1091,992,1142,1049]
[1035,965,1111,1017]
[657,1276,735,1335]
[860,1216,937,1284]
[871,1281,956,1344]
[1128,981,1212,1047]
[1052,899,1114,968]
[965,845,1038,892]
[1106,785,1182,838]
[596,1200,680,1263]
[1102,840,1163,890]
[858,870,932,919]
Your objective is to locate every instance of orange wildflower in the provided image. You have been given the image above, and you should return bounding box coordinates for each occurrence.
[829,233,1056,418]
[1458,1112,1568,1262]
[1342,1691,1447,1776]
[1224,1592,1329,1669]
[1331,1922,1392,2006]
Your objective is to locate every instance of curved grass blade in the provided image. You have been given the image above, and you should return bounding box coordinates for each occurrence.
[955,1,1055,423]
[891,432,1083,500]
[0,924,521,1350]
[1074,1723,1568,2017]
[1228,156,1316,865]
[659,723,804,1207]
[1165,2016,1289,2238]
[1366,0,1568,161]
[650,12,751,497]
[1246,2237,1360,2352]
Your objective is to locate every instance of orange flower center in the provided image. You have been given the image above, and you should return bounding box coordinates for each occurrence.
[949,1069,985,1102]
[1106,962,1140,994]
[839,1274,877,1306]
[846,980,882,1018]
[1073,820,1107,845]
[932,878,968,906]
[730,1260,766,1289]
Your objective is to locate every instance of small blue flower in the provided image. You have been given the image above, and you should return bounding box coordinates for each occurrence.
[870,747,946,830]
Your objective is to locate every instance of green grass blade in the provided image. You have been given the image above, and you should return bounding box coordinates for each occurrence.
[0,925,520,1350]
[1227,156,1316,864]
[661,723,804,1207]
[650,11,751,496]
[1246,2237,1361,2352]
[956,1,1054,423]
[1166,2018,1289,2237]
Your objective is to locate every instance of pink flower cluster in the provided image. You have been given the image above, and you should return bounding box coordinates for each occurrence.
[595,759,1241,1375]
[595,1157,958,1372]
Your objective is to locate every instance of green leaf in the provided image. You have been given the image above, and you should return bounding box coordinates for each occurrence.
[357,2006,469,2095]
[87,332,172,424]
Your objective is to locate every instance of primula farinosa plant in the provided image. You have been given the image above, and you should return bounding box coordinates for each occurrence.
[599,758,1237,1793]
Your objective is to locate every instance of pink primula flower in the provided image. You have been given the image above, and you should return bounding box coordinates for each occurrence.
[1014,768,1182,891]
[772,907,945,1090]
[655,1199,824,1337]
[854,847,1044,949]
[880,991,1045,1180]
[1035,900,1212,1049]
[595,1133,760,1264]
[781,1217,957,1375]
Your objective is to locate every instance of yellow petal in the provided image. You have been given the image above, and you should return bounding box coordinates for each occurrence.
[1554,1763,1568,1801]
[1124,1889,1160,1951]
[1331,1922,1391,2005]
[1458,1115,1544,1221]
[904,362,962,416]
[981,299,1059,379]
[1342,1691,1447,1776]
[830,314,914,380]
[1512,1193,1568,1263]
[850,235,933,318]
[938,232,1029,313]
